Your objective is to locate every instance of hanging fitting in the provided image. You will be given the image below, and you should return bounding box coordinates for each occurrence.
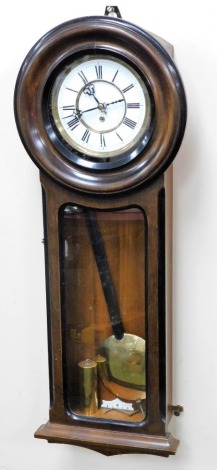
[104,6,122,18]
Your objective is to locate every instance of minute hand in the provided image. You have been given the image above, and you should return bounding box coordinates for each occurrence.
[81,99,124,111]
[106,99,125,106]
[74,99,124,116]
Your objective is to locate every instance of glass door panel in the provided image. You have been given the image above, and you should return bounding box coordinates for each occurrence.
[60,206,146,423]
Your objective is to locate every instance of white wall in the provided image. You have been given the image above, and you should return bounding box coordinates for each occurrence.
[1,0,217,468]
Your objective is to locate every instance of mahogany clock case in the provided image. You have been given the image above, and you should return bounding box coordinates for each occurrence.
[34,169,175,456]
[14,13,187,457]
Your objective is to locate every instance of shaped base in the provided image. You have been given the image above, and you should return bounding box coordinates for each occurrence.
[35,421,179,457]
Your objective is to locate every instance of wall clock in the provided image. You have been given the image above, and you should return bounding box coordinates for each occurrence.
[14,6,186,457]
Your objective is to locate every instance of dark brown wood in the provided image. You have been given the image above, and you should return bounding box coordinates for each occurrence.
[33,166,177,456]
[35,421,178,457]
[14,15,186,194]
[13,13,186,457]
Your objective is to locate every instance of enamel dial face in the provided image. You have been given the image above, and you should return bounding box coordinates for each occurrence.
[49,53,153,169]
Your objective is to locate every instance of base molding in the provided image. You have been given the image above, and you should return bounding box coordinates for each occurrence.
[35,421,179,457]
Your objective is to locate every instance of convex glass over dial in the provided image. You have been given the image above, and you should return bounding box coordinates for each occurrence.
[49,54,153,167]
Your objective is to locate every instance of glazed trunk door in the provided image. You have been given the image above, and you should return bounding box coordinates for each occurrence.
[59,207,146,423]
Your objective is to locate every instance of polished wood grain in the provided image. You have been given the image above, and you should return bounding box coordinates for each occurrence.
[35,421,178,456]
[34,166,177,456]
[13,13,186,457]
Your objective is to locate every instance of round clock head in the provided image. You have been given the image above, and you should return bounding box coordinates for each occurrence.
[14,15,187,194]
[48,54,153,169]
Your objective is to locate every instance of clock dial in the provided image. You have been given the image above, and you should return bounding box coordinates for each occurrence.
[49,54,153,167]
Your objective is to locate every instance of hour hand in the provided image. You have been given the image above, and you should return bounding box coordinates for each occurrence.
[83,84,100,104]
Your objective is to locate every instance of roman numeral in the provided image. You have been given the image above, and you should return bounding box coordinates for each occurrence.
[127,103,140,109]
[81,129,91,143]
[78,71,88,84]
[100,134,106,148]
[67,116,80,130]
[112,70,119,82]
[66,87,78,93]
[116,132,123,141]
[62,105,76,111]
[122,84,134,93]
[95,65,102,79]
[123,117,137,129]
